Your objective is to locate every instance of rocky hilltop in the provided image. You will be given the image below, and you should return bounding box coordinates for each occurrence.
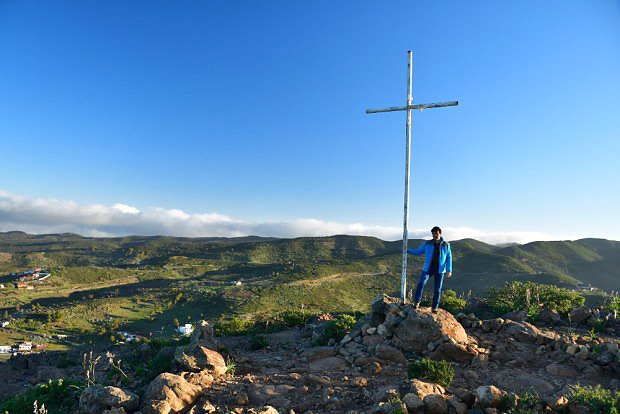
[69,294,619,414]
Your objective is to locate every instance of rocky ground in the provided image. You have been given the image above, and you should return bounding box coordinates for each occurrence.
[2,295,619,413]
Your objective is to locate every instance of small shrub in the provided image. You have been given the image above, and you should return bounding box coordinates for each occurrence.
[225,356,236,375]
[500,391,543,414]
[567,385,620,413]
[0,379,81,414]
[215,317,255,336]
[249,335,269,350]
[407,358,454,388]
[314,314,357,346]
[487,281,585,317]
[439,290,466,315]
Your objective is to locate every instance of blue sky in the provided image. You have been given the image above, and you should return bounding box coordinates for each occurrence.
[1,1,619,243]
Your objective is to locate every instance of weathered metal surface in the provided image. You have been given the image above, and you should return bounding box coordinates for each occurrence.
[365,51,459,303]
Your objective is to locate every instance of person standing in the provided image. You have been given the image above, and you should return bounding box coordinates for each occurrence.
[407,226,452,313]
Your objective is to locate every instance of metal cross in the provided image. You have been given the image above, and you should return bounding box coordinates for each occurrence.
[366,51,458,303]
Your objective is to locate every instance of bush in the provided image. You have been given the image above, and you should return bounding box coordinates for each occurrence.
[407,358,454,388]
[0,379,81,414]
[249,334,269,350]
[214,316,255,336]
[314,314,357,346]
[500,391,543,414]
[568,385,620,413]
[487,281,584,318]
[439,290,467,314]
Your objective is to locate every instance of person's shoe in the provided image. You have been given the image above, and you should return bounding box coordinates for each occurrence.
[431,308,438,314]
[413,302,419,309]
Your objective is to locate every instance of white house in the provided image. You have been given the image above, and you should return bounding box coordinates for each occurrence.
[0,346,11,353]
[178,323,193,335]
[18,342,32,351]
[1,321,9,328]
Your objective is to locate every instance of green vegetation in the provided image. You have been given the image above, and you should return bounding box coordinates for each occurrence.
[0,379,81,414]
[500,391,544,414]
[487,281,585,319]
[249,334,269,350]
[314,314,358,346]
[407,357,454,388]
[568,385,620,414]
[0,232,617,350]
[420,290,466,314]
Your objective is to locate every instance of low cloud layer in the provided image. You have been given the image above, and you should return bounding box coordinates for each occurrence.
[0,191,556,244]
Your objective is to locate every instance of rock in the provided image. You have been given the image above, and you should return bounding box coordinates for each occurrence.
[142,400,172,414]
[409,379,445,399]
[475,385,505,408]
[402,393,425,412]
[452,388,476,407]
[502,310,527,322]
[500,320,541,343]
[545,362,580,378]
[174,343,226,375]
[449,399,469,414]
[432,342,477,362]
[248,384,294,406]
[549,396,569,411]
[423,394,448,414]
[372,294,401,316]
[142,373,202,413]
[363,334,384,348]
[391,307,468,353]
[592,351,615,365]
[377,324,390,338]
[80,385,139,414]
[300,346,335,362]
[308,356,349,371]
[471,354,489,369]
[566,344,579,355]
[190,321,215,343]
[102,408,125,414]
[372,385,400,403]
[185,371,214,389]
[538,307,562,324]
[496,373,554,395]
[303,374,332,387]
[375,344,407,363]
[569,307,592,324]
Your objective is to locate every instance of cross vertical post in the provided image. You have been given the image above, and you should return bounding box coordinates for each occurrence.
[366,51,458,303]
[401,51,413,304]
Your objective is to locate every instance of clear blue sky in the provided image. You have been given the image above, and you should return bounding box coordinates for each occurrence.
[1,1,619,243]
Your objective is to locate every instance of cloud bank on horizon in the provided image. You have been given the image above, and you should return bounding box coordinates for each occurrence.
[0,191,557,244]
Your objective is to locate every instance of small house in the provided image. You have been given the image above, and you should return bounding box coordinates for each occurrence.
[0,346,11,354]
[1,321,9,328]
[178,323,193,335]
[18,342,32,351]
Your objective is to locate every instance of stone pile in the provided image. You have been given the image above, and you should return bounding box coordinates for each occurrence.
[336,294,484,366]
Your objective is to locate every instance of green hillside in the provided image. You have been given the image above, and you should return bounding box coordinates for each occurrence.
[0,231,618,350]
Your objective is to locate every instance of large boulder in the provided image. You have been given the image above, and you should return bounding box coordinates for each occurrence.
[142,373,202,413]
[391,307,468,353]
[79,385,139,414]
[174,343,226,375]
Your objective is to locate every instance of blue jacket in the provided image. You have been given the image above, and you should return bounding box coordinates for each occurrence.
[407,238,452,273]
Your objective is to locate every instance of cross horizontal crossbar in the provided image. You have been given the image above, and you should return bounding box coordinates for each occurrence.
[366,100,459,114]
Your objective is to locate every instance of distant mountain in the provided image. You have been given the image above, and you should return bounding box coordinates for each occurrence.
[0,232,618,293]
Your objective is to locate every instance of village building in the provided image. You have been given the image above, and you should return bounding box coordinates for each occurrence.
[18,342,32,351]
[178,323,193,335]
[0,346,12,354]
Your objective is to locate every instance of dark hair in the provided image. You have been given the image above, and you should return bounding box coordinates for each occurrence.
[431,226,442,233]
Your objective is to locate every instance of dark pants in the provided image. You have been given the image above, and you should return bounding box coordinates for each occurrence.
[413,270,444,309]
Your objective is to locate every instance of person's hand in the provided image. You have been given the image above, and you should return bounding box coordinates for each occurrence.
[446,272,452,278]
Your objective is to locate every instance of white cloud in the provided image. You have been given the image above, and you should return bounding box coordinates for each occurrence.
[0,191,559,244]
